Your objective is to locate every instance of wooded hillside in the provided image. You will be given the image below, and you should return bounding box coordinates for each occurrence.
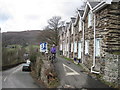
[2,30,56,47]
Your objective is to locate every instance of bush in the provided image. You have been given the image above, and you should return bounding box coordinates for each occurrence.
[30,53,37,63]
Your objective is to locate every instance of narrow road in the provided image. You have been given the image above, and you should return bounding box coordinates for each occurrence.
[54,56,111,88]
[2,64,40,88]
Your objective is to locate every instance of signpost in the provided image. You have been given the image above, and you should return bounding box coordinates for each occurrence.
[40,42,48,52]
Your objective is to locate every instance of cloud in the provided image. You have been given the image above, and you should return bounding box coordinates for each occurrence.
[0,9,12,23]
[0,0,84,32]
[25,15,41,20]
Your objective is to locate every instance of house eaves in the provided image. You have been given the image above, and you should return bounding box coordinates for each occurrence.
[92,0,120,13]
[78,9,84,17]
[74,14,79,27]
[82,1,100,20]
[74,9,84,26]
[92,0,109,13]
[82,1,92,21]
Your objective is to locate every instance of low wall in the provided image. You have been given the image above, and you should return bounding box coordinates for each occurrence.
[2,62,25,71]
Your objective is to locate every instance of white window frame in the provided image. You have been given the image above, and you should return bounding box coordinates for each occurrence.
[88,10,93,28]
[74,41,77,53]
[85,40,89,55]
[95,38,101,57]
[71,24,74,35]
[60,44,62,51]
[71,42,73,52]
[79,19,82,31]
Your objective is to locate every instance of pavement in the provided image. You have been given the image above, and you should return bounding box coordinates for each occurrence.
[54,56,111,88]
[2,64,40,88]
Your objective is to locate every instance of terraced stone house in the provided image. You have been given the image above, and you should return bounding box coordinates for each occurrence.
[59,0,120,87]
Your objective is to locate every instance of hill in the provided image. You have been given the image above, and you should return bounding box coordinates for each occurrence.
[2,30,56,47]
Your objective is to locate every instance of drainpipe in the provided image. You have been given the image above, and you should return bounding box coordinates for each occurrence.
[67,28,70,58]
[91,14,100,74]
[82,21,84,64]
[73,24,75,59]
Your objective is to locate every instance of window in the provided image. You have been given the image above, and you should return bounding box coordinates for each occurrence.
[74,41,77,53]
[85,40,89,54]
[71,24,74,35]
[95,39,100,56]
[71,43,73,52]
[60,44,62,51]
[88,10,93,28]
[79,19,82,31]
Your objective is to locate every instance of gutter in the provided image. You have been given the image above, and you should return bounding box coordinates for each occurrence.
[82,20,84,64]
[91,14,100,74]
[92,0,112,13]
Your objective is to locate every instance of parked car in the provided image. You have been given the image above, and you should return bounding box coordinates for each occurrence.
[22,63,31,71]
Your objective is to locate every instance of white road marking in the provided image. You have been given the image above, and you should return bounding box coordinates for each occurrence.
[63,64,80,76]
[4,77,7,82]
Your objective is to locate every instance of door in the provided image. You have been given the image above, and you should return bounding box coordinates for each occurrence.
[78,42,82,59]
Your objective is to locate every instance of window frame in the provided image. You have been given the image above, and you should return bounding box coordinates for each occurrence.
[95,38,101,57]
[71,42,73,52]
[71,24,74,35]
[74,41,77,53]
[88,10,93,28]
[79,18,82,31]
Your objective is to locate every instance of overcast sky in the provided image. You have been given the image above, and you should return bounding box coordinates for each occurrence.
[0,0,84,32]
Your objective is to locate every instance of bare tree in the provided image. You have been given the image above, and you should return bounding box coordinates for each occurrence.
[47,16,64,46]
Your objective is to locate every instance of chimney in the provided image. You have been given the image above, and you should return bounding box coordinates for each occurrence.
[71,17,76,23]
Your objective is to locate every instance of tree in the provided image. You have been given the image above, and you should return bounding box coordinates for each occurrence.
[47,16,64,46]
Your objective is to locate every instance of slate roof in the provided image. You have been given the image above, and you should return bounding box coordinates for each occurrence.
[89,2,100,8]
[78,10,84,17]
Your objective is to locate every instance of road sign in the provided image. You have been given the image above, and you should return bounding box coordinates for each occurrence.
[40,42,47,52]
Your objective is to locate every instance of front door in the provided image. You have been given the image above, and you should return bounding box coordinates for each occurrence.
[78,42,82,59]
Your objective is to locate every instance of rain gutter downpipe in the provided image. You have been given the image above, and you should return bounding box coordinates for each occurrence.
[82,20,84,64]
[91,14,100,74]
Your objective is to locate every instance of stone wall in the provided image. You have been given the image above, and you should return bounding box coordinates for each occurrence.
[95,2,120,87]
[93,2,120,72]
[103,53,119,87]
[84,9,94,70]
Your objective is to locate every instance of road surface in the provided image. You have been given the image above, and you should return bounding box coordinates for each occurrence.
[2,64,40,88]
[55,56,112,88]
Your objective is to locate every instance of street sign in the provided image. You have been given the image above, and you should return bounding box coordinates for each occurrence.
[40,42,47,52]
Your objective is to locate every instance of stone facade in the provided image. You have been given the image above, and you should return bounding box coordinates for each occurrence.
[58,1,120,87]
[103,53,119,87]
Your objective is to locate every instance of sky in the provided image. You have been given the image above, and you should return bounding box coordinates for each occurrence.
[0,0,84,32]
